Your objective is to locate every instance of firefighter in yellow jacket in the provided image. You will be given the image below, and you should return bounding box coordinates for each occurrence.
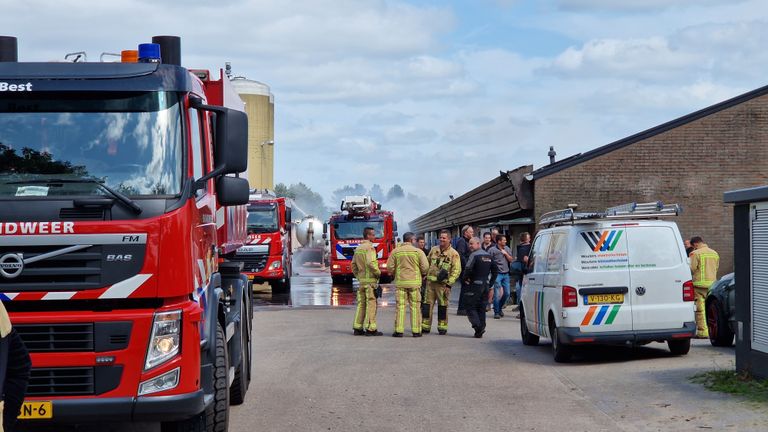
[352,227,382,336]
[689,236,720,338]
[387,232,429,337]
[422,229,461,335]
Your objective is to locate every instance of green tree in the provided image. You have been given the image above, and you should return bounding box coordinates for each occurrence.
[285,182,330,219]
[369,184,384,202]
[386,184,405,201]
[0,144,88,176]
[274,183,295,199]
[332,183,367,206]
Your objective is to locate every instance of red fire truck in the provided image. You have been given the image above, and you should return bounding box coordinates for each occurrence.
[235,190,293,291]
[0,36,253,431]
[328,196,397,284]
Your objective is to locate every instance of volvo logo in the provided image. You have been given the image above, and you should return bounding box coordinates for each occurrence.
[0,253,24,279]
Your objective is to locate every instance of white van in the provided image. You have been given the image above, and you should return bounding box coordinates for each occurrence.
[519,203,696,362]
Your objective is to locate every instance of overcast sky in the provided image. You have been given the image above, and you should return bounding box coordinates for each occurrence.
[3,0,768,217]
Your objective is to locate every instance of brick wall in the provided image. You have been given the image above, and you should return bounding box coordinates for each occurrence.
[534,94,768,276]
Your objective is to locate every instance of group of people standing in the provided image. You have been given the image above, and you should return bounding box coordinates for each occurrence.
[351,225,531,339]
[454,227,531,320]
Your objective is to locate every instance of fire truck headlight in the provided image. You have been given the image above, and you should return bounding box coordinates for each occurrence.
[145,310,181,371]
[270,261,281,270]
[138,367,180,396]
[332,264,341,269]
[380,263,387,268]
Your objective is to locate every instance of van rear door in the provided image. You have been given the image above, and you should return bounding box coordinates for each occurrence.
[571,226,632,333]
[625,224,690,331]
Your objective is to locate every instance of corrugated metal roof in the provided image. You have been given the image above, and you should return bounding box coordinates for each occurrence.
[410,165,533,232]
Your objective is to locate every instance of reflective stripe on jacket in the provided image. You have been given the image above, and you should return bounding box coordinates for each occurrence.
[426,246,461,285]
[690,244,720,288]
[351,240,381,283]
[387,244,429,288]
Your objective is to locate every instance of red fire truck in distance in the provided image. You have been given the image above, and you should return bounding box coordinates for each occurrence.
[0,36,252,431]
[235,190,293,291]
[328,196,397,284]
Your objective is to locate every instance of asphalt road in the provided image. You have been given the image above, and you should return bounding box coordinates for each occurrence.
[18,269,768,432]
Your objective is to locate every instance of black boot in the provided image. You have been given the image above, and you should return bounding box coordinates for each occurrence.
[412,332,422,338]
[392,332,404,338]
[366,330,383,336]
[353,329,365,336]
[474,327,485,338]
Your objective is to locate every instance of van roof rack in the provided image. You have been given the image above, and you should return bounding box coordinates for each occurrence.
[539,201,682,227]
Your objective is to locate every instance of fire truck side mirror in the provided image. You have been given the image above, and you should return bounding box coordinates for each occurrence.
[216,176,249,206]
[215,108,248,174]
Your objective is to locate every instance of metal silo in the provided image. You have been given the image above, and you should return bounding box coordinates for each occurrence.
[230,72,274,189]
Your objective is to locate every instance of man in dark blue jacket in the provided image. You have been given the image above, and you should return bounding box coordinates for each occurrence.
[1,301,31,432]
[462,237,498,338]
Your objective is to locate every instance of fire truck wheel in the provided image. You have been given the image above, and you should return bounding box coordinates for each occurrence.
[331,276,351,285]
[272,276,291,293]
[230,299,250,405]
[160,323,229,432]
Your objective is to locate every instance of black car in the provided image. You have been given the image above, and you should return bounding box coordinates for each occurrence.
[705,273,736,347]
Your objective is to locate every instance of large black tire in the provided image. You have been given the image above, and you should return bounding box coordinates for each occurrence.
[161,323,229,432]
[549,317,572,363]
[331,276,350,285]
[667,338,691,355]
[272,275,291,293]
[230,298,251,405]
[520,308,540,346]
[707,299,735,347]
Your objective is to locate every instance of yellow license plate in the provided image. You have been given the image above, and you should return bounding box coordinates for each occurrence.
[18,401,53,419]
[586,294,624,304]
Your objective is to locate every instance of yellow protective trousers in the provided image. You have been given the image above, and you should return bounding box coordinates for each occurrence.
[694,287,709,338]
[422,281,450,332]
[353,282,378,331]
[394,286,422,335]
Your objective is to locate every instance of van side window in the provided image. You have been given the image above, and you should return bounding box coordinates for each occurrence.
[531,234,551,273]
[546,233,567,273]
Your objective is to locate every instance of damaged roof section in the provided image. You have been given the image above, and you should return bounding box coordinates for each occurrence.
[410,165,533,232]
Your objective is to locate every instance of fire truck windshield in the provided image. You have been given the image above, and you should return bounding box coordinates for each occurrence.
[333,221,384,240]
[0,91,182,197]
[247,206,278,233]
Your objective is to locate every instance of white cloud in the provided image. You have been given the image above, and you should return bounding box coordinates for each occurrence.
[2,0,767,213]
[548,37,699,80]
[556,0,743,12]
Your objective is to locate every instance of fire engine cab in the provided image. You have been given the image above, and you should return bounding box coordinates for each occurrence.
[328,196,397,284]
[0,35,253,431]
[235,190,293,291]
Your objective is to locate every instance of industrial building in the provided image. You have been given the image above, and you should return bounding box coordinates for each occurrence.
[411,84,768,275]
[231,73,275,189]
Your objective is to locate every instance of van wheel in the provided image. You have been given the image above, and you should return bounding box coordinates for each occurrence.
[520,309,539,346]
[549,317,572,363]
[707,300,734,347]
[161,323,229,432]
[667,339,691,355]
